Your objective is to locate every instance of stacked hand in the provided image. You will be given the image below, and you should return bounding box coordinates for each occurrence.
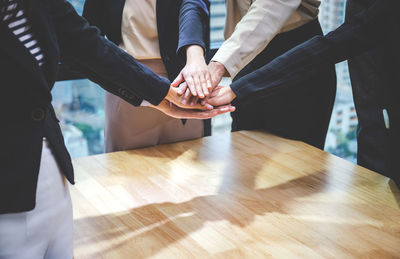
[165,60,236,118]
[152,86,235,119]
[153,46,237,119]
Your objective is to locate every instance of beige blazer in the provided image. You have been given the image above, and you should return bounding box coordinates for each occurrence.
[212,0,320,78]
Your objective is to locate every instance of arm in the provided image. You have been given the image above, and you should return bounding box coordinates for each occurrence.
[82,0,105,36]
[55,0,105,82]
[172,0,212,99]
[45,0,169,106]
[207,0,392,106]
[176,0,210,57]
[211,0,302,81]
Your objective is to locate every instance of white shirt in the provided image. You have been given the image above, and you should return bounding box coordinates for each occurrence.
[212,0,320,78]
[119,0,161,60]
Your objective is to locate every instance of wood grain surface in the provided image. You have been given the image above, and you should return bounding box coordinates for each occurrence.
[71,131,400,259]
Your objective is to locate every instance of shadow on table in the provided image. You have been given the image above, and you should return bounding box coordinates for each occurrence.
[74,135,400,258]
[74,173,325,257]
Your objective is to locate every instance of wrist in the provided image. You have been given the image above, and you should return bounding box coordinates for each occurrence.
[211,61,227,77]
[166,87,175,101]
[228,86,237,101]
[186,45,204,63]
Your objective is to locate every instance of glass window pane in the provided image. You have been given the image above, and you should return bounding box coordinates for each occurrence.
[52,0,105,158]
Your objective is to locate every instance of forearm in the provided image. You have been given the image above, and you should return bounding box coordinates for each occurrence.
[46,0,170,106]
[177,0,210,57]
[212,0,302,78]
[230,0,390,103]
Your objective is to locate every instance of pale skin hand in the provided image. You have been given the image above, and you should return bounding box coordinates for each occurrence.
[165,86,213,110]
[176,60,228,107]
[208,60,227,89]
[171,45,212,99]
[151,99,236,119]
[206,85,237,107]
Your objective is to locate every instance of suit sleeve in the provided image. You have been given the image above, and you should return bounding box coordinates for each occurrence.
[230,0,391,104]
[212,0,302,79]
[45,0,170,106]
[177,0,210,57]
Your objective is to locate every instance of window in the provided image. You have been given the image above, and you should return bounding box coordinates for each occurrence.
[210,0,359,163]
[320,0,358,163]
[52,1,105,158]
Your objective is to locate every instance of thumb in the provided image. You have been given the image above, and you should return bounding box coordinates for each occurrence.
[171,72,184,87]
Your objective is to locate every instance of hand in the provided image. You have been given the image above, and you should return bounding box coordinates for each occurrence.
[166,86,213,110]
[208,61,227,90]
[206,86,237,107]
[152,99,236,119]
[171,45,212,98]
[175,60,228,107]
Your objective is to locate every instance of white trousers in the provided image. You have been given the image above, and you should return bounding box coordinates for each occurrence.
[0,139,73,259]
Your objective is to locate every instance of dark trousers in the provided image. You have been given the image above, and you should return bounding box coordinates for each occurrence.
[231,20,337,149]
[346,0,399,184]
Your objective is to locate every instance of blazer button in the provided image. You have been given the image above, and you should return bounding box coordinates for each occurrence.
[31,108,45,122]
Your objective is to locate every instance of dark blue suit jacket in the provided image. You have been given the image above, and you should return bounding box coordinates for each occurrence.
[0,0,174,213]
[230,0,399,183]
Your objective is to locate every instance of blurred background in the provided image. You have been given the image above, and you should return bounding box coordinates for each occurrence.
[53,0,357,163]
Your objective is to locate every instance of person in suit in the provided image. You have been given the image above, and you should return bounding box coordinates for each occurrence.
[206,0,399,185]
[82,0,213,152]
[345,0,389,177]
[0,0,233,257]
[174,0,337,150]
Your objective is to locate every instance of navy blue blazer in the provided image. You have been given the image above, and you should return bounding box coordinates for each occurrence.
[82,0,210,81]
[229,0,399,184]
[0,0,174,213]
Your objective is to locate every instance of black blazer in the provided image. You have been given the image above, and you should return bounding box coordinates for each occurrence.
[82,0,211,84]
[229,0,399,184]
[0,0,174,213]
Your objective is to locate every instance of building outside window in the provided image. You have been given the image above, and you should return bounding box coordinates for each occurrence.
[54,0,358,163]
[319,0,358,162]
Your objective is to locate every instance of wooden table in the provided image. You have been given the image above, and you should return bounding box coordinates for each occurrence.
[71,131,400,258]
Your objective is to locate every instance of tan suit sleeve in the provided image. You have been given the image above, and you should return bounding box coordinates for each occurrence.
[212,0,302,79]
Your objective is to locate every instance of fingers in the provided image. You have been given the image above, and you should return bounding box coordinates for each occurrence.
[171,72,184,87]
[177,82,188,95]
[181,88,191,105]
[205,72,213,90]
[185,76,198,97]
[200,73,209,97]
[216,104,236,113]
[190,100,213,111]
[210,86,222,98]
[189,96,213,110]
[190,96,199,107]
[186,105,236,119]
[158,99,235,120]
[207,94,225,107]
[193,76,204,98]
[187,71,210,99]
[206,86,236,107]
[201,97,208,106]
[206,93,224,107]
